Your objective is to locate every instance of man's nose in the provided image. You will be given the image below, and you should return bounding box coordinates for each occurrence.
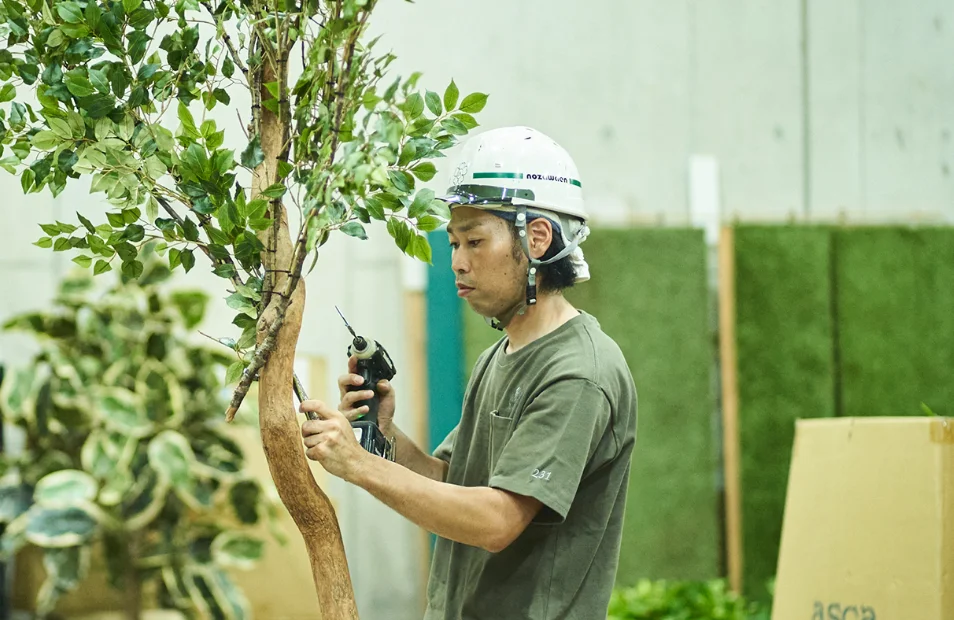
[451,249,468,274]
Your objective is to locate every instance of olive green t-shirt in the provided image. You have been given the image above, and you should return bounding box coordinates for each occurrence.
[424,311,638,620]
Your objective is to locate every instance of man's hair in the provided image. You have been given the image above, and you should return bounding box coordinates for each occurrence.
[507,219,577,294]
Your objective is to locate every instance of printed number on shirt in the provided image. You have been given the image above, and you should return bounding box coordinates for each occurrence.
[532,469,551,480]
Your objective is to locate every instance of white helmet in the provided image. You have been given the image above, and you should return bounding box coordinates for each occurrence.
[440,127,591,317]
[441,126,588,220]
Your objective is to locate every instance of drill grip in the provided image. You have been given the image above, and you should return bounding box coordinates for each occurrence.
[347,364,379,425]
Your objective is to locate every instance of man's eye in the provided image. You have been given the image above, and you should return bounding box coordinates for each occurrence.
[449,241,459,249]
[468,239,481,248]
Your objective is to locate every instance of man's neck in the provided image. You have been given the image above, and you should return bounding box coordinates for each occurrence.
[503,293,579,353]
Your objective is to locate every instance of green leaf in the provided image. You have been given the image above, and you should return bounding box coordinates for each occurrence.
[341,222,368,240]
[388,171,414,194]
[443,79,459,111]
[89,69,109,95]
[97,389,152,436]
[180,249,195,272]
[277,160,294,179]
[410,233,433,264]
[123,0,143,15]
[260,183,286,199]
[222,56,234,79]
[147,430,194,490]
[34,237,53,248]
[55,2,84,23]
[169,290,207,328]
[229,480,260,524]
[212,532,265,571]
[93,260,112,275]
[15,63,37,86]
[404,93,423,119]
[181,218,199,242]
[365,196,386,220]
[428,199,451,220]
[72,255,92,268]
[411,162,437,182]
[212,263,235,279]
[425,90,442,116]
[64,69,95,98]
[79,94,115,118]
[225,362,244,385]
[35,470,98,507]
[0,84,14,103]
[31,131,59,150]
[417,215,442,232]
[239,135,263,168]
[408,189,436,219]
[122,259,144,279]
[136,63,158,81]
[178,101,198,136]
[451,112,479,130]
[122,207,141,224]
[440,117,469,136]
[459,92,489,114]
[25,506,98,548]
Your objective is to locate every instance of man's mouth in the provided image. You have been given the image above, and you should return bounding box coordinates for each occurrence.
[456,283,475,298]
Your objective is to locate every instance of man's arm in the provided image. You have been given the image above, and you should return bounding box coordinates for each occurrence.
[386,423,447,482]
[301,400,541,552]
[350,455,542,553]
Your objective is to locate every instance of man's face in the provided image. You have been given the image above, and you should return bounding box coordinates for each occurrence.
[447,207,527,318]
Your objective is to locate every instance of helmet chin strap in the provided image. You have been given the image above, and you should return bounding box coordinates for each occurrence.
[486,205,589,331]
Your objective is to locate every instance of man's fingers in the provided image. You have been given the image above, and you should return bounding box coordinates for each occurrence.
[337,372,367,397]
[299,399,341,421]
[347,355,358,374]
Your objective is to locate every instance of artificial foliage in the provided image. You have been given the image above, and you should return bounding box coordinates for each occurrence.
[0,0,488,614]
[0,255,282,619]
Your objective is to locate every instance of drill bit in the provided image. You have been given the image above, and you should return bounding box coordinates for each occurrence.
[336,305,357,339]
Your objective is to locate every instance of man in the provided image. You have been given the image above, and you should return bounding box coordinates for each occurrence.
[300,126,638,619]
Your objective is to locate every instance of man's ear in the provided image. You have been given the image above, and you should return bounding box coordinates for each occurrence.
[526,218,553,260]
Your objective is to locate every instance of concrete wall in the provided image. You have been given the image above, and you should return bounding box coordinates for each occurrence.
[1,0,953,617]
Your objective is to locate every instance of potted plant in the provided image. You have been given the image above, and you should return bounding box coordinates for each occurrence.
[0,252,282,619]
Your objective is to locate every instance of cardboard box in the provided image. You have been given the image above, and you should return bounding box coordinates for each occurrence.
[772,417,954,620]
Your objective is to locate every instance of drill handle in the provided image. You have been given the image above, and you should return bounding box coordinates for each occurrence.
[346,364,379,425]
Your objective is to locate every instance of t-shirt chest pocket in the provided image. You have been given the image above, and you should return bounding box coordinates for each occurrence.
[487,409,514,470]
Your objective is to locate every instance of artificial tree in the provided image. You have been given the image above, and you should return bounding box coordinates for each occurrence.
[0,0,487,615]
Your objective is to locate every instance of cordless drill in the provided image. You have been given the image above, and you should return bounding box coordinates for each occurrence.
[336,307,396,460]
[293,308,396,460]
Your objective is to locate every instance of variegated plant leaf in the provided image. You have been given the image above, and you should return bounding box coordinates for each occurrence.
[25,505,99,548]
[34,469,98,507]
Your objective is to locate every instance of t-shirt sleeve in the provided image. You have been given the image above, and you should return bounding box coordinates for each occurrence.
[432,424,459,463]
[488,379,611,523]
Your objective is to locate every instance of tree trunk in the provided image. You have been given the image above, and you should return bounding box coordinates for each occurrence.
[252,47,360,620]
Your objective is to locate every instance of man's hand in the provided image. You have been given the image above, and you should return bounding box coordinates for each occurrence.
[300,399,372,482]
[337,355,395,435]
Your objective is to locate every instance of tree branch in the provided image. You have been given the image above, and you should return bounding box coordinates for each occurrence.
[201,1,249,83]
[152,193,245,291]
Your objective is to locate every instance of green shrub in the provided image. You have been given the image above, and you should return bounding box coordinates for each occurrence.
[0,255,283,619]
[608,579,772,620]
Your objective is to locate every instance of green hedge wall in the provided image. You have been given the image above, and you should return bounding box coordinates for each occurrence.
[734,226,836,600]
[464,228,720,584]
[834,227,954,418]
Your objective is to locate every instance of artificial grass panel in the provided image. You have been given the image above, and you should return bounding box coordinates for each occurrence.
[733,226,836,601]
[834,227,954,418]
[565,228,719,584]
